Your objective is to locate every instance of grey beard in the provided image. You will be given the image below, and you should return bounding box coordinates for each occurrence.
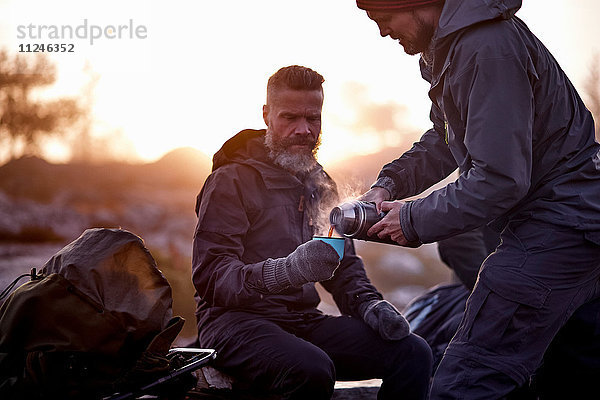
[264,133,319,175]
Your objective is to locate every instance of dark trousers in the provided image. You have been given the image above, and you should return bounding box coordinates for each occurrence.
[200,312,432,400]
[532,296,600,399]
[430,219,600,399]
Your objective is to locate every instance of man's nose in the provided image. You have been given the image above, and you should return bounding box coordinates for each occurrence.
[379,27,391,38]
[294,118,311,135]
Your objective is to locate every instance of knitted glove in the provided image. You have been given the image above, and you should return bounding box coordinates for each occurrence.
[262,240,340,293]
[359,299,410,340]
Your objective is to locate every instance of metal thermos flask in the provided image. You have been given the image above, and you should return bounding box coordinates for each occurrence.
[329,201,397,245]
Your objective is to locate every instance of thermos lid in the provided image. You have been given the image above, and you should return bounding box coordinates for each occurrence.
[329,201,368,237]
[329,201,397,245]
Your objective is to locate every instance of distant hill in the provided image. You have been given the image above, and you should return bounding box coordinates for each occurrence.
[150,146,212,174]
[0,144,457,204]
[145,147,213,188]
[0,148,212,203]
[1,144,410,205]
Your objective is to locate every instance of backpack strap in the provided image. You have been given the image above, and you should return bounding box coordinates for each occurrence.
[113,317,185,390]
[144,317,185,355]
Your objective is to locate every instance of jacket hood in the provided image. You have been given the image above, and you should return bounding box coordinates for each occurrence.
[436,0,522,40]
[211,129,267,172]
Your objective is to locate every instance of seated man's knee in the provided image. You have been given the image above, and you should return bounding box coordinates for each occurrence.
[282,350,335,399]
[393,334,433,379]
[377,335,433,399]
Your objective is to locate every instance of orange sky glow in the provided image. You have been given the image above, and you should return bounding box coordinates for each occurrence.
[1,0,599,167]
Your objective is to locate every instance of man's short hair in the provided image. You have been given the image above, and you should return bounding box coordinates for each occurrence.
[266,65,324,105]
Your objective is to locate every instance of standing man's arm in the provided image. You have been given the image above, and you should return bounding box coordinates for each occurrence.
[406,54,535,243]
[372,50,535,246]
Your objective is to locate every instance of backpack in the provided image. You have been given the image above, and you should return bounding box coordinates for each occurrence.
[0,228,189,399]
[402,282,470,370]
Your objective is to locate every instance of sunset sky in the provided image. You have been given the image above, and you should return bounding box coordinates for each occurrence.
[1,0,599,166]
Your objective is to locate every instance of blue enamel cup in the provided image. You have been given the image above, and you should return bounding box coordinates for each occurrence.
[312,236,345,260]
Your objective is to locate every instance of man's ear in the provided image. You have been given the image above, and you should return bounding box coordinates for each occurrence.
[262,104,269,127]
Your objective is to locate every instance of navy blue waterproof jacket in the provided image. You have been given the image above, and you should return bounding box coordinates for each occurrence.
[192,129,382,332]
[374,0,600,244]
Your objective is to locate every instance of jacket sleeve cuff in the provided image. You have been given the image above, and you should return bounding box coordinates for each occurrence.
[262,258,291,293]
[370,176,397,199]
[400,201,420,244]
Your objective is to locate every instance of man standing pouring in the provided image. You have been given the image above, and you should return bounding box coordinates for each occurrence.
[354,0,600,398]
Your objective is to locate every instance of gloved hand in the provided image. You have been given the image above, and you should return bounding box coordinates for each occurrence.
[359,299,410,340]
[262,240,340,293]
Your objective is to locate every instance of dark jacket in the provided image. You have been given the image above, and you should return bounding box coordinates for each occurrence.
[192,129,382,333]
[375,0,600,243]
